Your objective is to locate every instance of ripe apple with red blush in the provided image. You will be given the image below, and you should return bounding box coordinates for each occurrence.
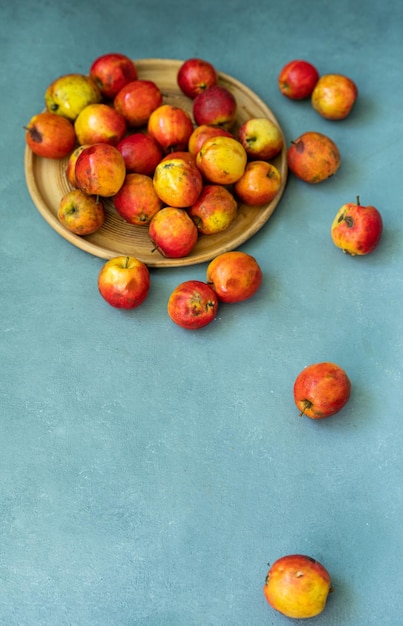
[312,73,358,120]
[168,280,219,329]
[114,79,163,127]
[98,256,150,309]
[188,185,238,235]
[293,361,351,419]
[331,195,383,255]
[238,117,284,161]
[264,554,332,619]
[153,156,203,208]
[206,251,262,303]
[287,131,341,184]
[278,59,319,100]
[66,144,90,187]
[193,85,237,130]
[149,207,198,258]
[74,103,127,146]
[24,111,76,159]
[89,53,138,100]
[234,161,282,206]
[113,173,163,226]
[177,58,218,99]
[75,143,126,197]
[147,104,194,152]
[116,133,163,175]
[188,124,233,155]
[58,189,105,235]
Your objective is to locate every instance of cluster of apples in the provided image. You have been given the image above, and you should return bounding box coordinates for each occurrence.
[277,59,383,256]
[24,53,285,259]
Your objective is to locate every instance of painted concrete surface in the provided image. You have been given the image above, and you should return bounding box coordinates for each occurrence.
[1,1,402,624]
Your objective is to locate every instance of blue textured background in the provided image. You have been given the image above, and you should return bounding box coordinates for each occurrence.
[1,1,402,624]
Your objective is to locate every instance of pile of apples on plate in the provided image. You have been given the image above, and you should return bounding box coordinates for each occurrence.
[24,53,285,254]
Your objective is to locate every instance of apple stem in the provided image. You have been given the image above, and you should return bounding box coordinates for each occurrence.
[124,256,130,268]
[299,399,312,417]
[356,195,360,206]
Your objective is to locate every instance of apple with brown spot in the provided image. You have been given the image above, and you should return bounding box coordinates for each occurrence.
[293,361,351,419]
[24,111,76,159]
[113,173,163,226]
[177,58,218,99]
[278,59,320,100]
[168,280,219,329]
[264,554,332,619]
[98,256,150,309]
[287,131,341,184]
[206,251,262,303]
[153,157,203,208]
[149,207,198,258]
[331,195,383,255]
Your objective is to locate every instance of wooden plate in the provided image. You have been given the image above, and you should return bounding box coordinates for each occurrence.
[24,59,288,267]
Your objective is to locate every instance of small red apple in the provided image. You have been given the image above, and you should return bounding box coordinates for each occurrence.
[113,173,163,226]
[234,161,282,206]
[188,184,238,235]
[74,103,127,146]
[167,280,219,329]
[148,207,198,258]
[116,132,163,175]
[193,85,237,130]
[331,195,383,255]
[278,60,320,100]
[114,79,163,127]
[238,117,284,161]
[98,255,150,309]
[312,73,358,120]
[264,554,332,619]
[75,143,126,197]
[206,251,262,303]
[152,157,203,208]
[177,58,218,99]
[24,111,76,159]
[287,131,341,184]
[147,104,194,152]
[89,53,138,100]
[293,362,351,419]
[58,189,105,235]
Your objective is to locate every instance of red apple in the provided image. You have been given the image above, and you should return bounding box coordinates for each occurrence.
[188,124,233,155]
[98,256,150,309]
[234,161,282,206]
[278,60,320,100]
[206,251,262,303]
[188,184,238,235]
[177,58,218,99]
[152,157,203,207]
[58,188,105,235]
[312,73,358,120]
[116,132,163,175]
[74,103,127,146]
[193,85,237,130]
[331,195,383,255]
[293,362,351,419]
[238,117,284,161]
[113,173,163,226]
[66,144,90,187]
[114,79,163,127]
[167,280,219,329]
[287,131,341,184]
[75,143,126,197]
[89,52,138,100]
[24,111,76,159]
[264,555,332,619]
[147,104,194,152]
[149,207,198,258]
